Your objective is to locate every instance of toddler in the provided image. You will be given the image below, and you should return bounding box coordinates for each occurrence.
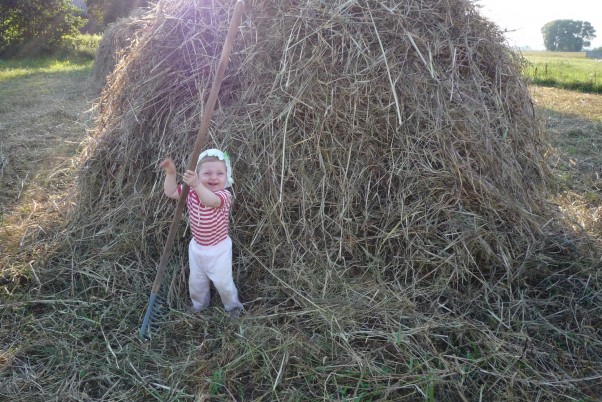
[160,149,243,318]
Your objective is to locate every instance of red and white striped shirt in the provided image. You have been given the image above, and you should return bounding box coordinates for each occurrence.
[179,186,232,246]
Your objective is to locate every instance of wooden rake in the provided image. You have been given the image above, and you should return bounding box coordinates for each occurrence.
[139,0,245,339]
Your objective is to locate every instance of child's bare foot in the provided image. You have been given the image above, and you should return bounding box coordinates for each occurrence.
[227,308,241,319]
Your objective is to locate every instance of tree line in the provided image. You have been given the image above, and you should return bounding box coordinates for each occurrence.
[542,20,597,52]
[0,0,150,57]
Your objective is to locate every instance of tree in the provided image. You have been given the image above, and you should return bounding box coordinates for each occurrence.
[541,20,596,51]
[86,0,150,33]
[0,0,85,57]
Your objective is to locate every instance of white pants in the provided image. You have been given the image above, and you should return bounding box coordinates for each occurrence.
[188,236,243,312]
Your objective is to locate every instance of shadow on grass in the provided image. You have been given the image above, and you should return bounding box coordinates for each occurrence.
[530,77,602,95]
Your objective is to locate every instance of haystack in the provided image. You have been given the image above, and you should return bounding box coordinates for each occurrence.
[63,0,600,398]
[82,0,564,283]
[90,10,148,87]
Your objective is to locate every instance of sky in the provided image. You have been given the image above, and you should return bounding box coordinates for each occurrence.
[475,0,602,50]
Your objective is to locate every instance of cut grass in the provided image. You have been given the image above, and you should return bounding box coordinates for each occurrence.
[0,58,95,283]
[530,86,602,240]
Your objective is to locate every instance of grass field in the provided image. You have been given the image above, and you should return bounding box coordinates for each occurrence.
[0,59,91,81]
[522,51,602,93]
[0,58,96,278]
[1,57,601,400]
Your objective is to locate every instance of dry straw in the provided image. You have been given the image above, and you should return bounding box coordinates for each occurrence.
[14,0,598,400]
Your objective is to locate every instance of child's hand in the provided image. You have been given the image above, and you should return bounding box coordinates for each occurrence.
[183,170,201,188]
[159,158,176,175]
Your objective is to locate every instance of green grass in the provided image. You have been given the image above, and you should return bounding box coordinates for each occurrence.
[522,51,602,93]
[0,58,92,81]
[57,33,102,60]
[0,33,97,78]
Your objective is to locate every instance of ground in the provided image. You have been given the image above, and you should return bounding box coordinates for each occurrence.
[0,64,97,278]
[530,86,602,237]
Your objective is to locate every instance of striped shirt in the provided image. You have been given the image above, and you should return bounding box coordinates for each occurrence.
[179,186,231,246]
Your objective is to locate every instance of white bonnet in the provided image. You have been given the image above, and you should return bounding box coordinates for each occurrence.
[197,148,234,187]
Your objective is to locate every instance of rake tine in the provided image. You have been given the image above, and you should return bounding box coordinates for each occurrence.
[140,286,168,339]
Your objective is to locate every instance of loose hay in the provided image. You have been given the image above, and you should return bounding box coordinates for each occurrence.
[10,0,600,400]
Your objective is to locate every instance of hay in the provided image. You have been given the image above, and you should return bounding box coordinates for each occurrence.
[89,10,148,88]
[83,0,564,282]
[46,0,601,399]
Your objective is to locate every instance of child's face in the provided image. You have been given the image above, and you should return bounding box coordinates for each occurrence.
[198,160,227,192]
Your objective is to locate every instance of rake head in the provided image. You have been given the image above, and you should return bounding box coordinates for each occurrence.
[139,287,169,339]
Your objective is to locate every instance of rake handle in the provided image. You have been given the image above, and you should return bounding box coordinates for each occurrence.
[140,1,244,338]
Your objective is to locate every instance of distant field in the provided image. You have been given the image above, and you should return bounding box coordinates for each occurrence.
[521,51,602,93]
